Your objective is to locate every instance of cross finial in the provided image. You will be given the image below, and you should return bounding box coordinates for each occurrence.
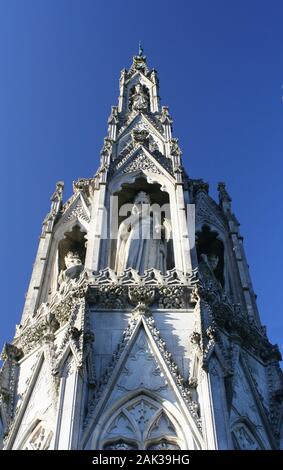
[138,40,144,57]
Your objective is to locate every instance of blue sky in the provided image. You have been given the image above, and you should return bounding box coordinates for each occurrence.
[0,1,282,355]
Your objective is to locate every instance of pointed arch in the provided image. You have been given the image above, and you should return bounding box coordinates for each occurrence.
[39,219,87,307]
[91,391,191,450]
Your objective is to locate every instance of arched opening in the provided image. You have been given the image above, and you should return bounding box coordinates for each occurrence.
[109,177,174,274]
[47,225,87,295]
[58,225,87,272]
[96,394,186,450]
[196,225,225,287]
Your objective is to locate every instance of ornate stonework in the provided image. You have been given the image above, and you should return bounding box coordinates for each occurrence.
[1,51,282,451]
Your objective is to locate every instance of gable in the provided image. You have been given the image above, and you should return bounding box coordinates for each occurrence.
[230,358,271,449]
[82,317,203,449]
[57,192,90,230]
[11,357,54,449]
[195,192,227,233]
[117,113,164,143]
[112,146,174,185]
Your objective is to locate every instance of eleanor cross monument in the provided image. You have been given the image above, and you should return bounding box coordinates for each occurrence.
[0,49,282,450]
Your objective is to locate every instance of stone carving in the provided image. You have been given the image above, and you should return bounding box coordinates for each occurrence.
[160,106,172,126]
[15,277,87,357]
[128,399,158,433]
[108,106,119,126]
[122,152,161,174]
[14,312,59,355]
[104,440,138,450]
[170,138,182,157]
[92,266,197,288]
[58,251,84,291]
[117,330,168,392]
[128,49,149,76]
[101,395,182,450]
[61,197,90,224]
[148,411,177,438]
[130,84,149,112]
[132,129,149,147]
[158,286,187,309]
[92,285,129,309]
[41,181,64,235]
[99,137,113,171]
[117,115,152,139]
[114,192,170,275]
[73,177,93,198]
[128,286,155,317]
[107,412,135,437]
[147,440,180,450]
[85,316,201,432]
[198,253,222,293]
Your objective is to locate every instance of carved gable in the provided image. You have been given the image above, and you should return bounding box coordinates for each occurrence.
[60,193,90,226]
[83,318,203,450]
[230,359,271,449]
[11,358,55,449]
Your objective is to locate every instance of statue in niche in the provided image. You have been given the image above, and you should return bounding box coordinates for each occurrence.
[114,191,171,275]
[198,252,223,292]
[131,84,149,112]
[58,251,84,290]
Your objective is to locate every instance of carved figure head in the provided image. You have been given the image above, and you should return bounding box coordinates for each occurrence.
[208,254,219,271]
[64,251,82,269]
[132,191,151,215]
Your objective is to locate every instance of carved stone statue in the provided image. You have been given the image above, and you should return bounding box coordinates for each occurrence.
[198,253,222,291]
[131,84,149,111]
[114,191,170,275]
[58,251,83,288]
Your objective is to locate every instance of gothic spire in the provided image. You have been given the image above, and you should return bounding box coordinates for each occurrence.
[138,40,144,57]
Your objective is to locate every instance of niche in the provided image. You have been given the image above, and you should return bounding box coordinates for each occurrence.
[110,177,174,274]
[196,225,224,287]
[58,225,87,271]
[55,225,87,291]
[128,84,150,112]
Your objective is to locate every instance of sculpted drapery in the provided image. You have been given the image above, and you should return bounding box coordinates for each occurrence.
[114,191,171,275]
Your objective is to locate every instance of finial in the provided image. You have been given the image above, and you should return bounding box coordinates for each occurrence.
[218,181,232,213]
[138,40,144,57]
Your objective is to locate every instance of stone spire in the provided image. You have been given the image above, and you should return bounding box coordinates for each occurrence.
[0,53,282,452]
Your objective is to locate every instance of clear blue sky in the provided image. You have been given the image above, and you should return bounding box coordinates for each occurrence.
[0,1,282,355]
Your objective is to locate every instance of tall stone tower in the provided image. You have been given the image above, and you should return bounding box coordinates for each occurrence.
[0,50,282,451]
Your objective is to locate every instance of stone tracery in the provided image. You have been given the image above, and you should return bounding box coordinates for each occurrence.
[99,395,184,450]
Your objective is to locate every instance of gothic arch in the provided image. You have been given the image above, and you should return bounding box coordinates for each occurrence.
[39,221,87,306]
[124,73,156,113]
[103,171,187,273]
[196,224,238,302]
[196,225,226,286]
[90,392,194,450]
[108,162,175,195]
